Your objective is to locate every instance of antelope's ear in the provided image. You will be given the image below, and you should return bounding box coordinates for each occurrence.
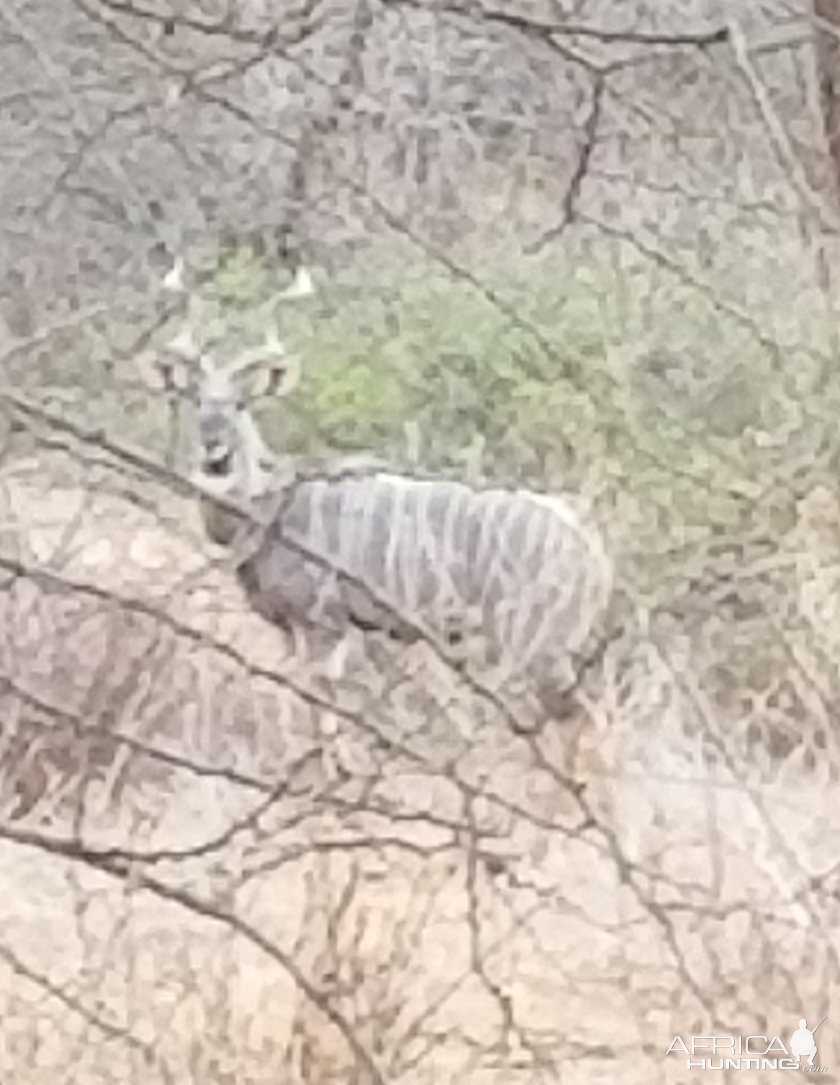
[228,335,302,401]
[253,345,301,400]
[134,349,194,394]
[155,329,207,392]
[134,349,171,392]
[134,327,207,393]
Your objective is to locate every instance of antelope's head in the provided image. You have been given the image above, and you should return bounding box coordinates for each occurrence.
[165,331,301,544]
[183,330,299,490]
[139,261,314,544]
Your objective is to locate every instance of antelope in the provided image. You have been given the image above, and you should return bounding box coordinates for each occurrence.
[149,268,614,719]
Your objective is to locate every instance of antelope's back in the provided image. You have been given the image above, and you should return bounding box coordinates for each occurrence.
[237,471,612,680]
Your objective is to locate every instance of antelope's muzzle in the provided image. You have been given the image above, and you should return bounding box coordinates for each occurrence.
[203,442,233,476]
